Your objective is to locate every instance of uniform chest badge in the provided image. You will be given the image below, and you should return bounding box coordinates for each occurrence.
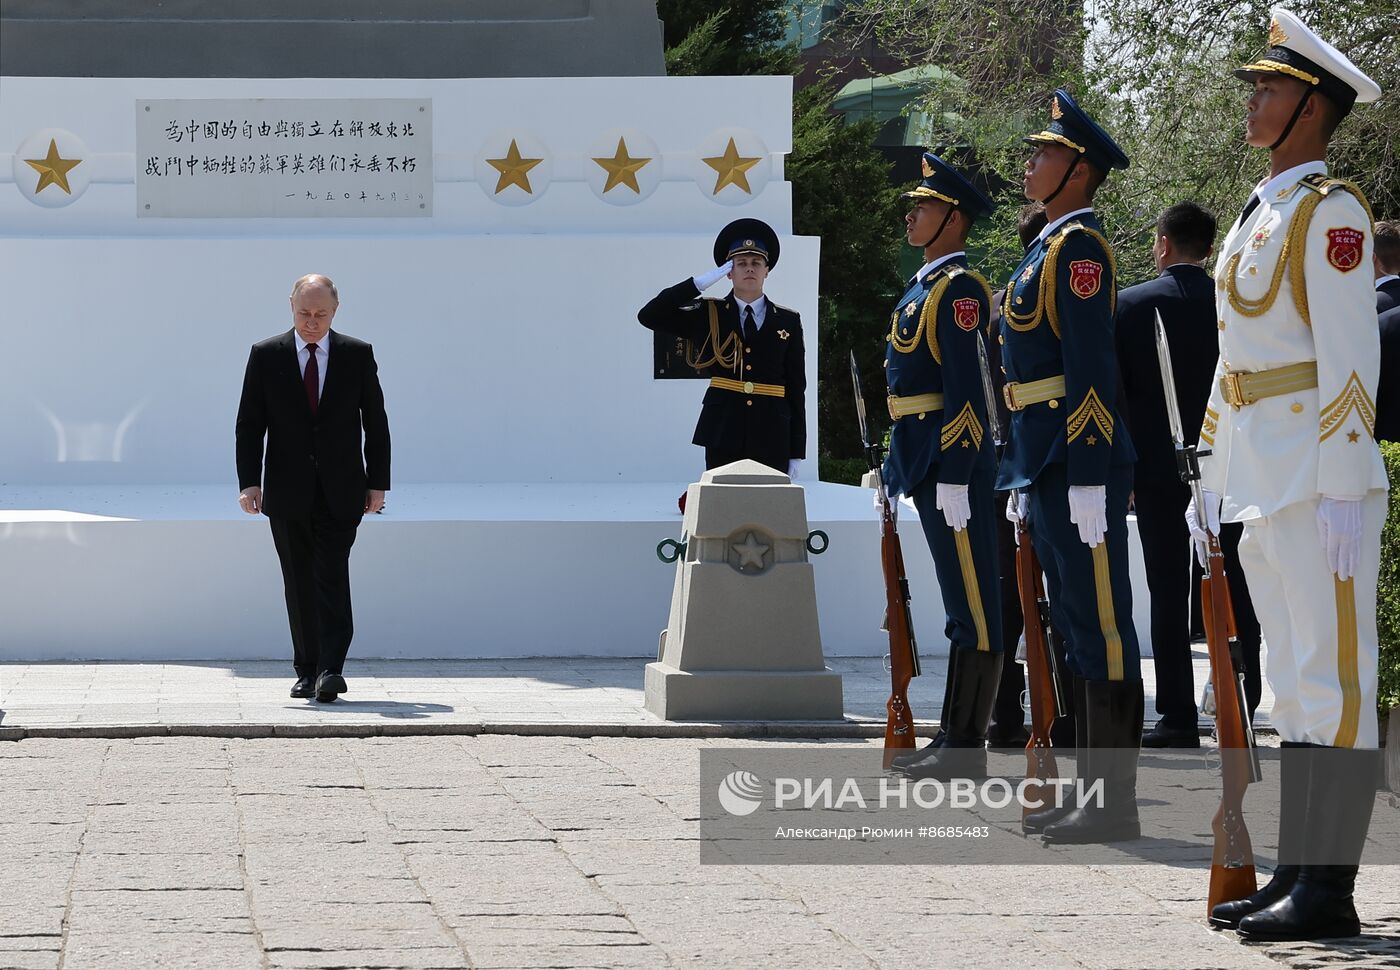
[777,329,790,340]
[1249,226,1272,251]
[952,297,980,332]
[904,301,919,317]
[1068,259,1104,299]
[1019,264,1036,283]
[1326,227,1364,272]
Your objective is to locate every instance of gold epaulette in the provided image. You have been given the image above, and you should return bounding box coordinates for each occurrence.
[1299,174,1376,225]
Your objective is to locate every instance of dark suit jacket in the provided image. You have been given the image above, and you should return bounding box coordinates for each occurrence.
[638,279,806,460]
[1114,264,1219,488]
[236,329,390,520]
[1378,277,1400,314]
[1378,305,1400,443]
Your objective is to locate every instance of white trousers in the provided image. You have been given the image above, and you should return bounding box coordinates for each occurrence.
[1237,491,1385,749]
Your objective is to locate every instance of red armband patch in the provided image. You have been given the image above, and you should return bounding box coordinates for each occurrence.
[1068,259,1103,299]
[952,297,980,332]
[1326,228,1364,272]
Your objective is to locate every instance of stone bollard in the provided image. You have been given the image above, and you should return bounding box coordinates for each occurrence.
[645,459,843,720]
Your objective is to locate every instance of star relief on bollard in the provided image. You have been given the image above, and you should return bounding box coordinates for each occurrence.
[729,529,772,573]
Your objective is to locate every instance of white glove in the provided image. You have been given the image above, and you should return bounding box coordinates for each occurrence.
[1006,492,1029,544]
[1316,496,1364,582]
[1067,485,1107,547]
[1185,488,1222,567]
[936,483,971,532]
[787,459,801,480]
[693,260,733,292]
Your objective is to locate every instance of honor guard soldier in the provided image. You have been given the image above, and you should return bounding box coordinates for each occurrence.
[998,89,1143,844]
[638,219,805,480]
[881,153,1004,781]
[1190,8,1386,942]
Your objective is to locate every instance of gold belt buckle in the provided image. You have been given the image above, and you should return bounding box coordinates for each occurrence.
[887,395,899,421]
[1002,383,1021,412]
[1221,372,1247,409]
[743,381,754,395]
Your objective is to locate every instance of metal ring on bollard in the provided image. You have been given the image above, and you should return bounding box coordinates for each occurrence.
[656,538,687,564]
[805,530,829,555]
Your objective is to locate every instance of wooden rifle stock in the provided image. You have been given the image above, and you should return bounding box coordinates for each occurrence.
[1014,515,1060,821]
[878,493,919,768]
[1202,531,1258,914]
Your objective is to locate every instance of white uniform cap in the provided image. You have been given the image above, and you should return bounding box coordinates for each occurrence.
[1235,8,1381,113]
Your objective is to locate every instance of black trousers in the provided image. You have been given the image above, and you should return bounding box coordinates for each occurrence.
[1137,482,1263,725]
[268,483,361,680]
[704,448,788,474]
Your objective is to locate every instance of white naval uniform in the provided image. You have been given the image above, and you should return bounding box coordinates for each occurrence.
[1199,161,1386,749]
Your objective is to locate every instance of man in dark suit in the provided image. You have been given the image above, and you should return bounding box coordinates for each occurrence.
[1378,302,1400,443]
[1115,202,1260,746]
[638,218,805,479]
[1374,220,1400,312]
[236,274,390,703]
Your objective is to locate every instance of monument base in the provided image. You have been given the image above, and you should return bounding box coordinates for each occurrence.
[643,662,844,721]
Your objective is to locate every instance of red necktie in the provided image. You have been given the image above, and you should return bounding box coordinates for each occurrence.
[304,343,319,416]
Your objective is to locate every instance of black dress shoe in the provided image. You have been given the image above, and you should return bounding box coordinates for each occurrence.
[315,672,348,703]
[1141,720,1201,748]
[987,725,1031,749]
[290,677,315,699]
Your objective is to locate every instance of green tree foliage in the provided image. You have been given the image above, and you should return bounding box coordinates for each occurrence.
[660,1,902,477]
[854,0,1398,285]
[1381,443,1400,715]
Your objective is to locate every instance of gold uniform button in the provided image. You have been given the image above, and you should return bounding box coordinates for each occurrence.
[1015,297,1023,305]
[1048,400,1059,409]
[1291,402,1304,413]
[1248,265,1258,275]
[745,365,753,372]
[998,335,1005,345]
[917,413,926,420]
[746,400,753,407]
[1218,319,1226,331]
[745,347,752,354]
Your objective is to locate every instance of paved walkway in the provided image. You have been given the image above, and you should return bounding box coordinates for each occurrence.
[2,735,1394,970]
[0,653,1271,740]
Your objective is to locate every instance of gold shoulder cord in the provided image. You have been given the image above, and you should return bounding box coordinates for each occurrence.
[889,278,947,356]
[961,268,997,336]
[685,299,742,373]
[1224,179,1373,328]
[925,267,997,361]
[1002,224,1115,339]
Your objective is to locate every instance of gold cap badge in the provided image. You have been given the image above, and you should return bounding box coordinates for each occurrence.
[921,156,934,177]
[1268,18,1287,46]
[1051,96,1063,120]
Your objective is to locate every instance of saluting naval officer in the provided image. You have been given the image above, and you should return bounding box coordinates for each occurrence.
[881,153,1004,781]
[638,219,805,480]
[998,89,1143,844]
[1190,8,1386,942]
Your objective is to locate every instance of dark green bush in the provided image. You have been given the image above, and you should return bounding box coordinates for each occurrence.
[1379,442,1399,717]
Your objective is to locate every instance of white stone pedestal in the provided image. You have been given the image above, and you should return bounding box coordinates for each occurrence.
[644,461,843,720]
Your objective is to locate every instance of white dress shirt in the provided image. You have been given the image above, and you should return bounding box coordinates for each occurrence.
[1039,207,1095,242]
[913,250,966,285]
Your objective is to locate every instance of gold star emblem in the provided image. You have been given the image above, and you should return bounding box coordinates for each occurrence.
[1347,430,1360,443]
[487,139,543,195]
[905,301,919,317]
[777,329,789,340]
[1086,435,1098,446]
[702,137,761,195]
[25,138,82,195]
[591,137,651,194]
[961,439,971,448]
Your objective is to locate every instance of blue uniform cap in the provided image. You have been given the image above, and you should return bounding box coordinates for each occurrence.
[901,152,996,220]
[714,218,780,269]
[1023,88,1130,173]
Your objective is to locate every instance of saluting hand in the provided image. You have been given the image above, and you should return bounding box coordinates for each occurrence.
[693,260,733,292]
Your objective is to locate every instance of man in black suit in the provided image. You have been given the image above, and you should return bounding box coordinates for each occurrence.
[1374,220,1400,312]
[1378,302,1400,443]
[638,218,805,479]
[1115,202,1260,747]
[236,274,390,702]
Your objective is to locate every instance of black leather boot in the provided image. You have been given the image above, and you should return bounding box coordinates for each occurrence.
[1040,678,1144,845]
[1023,675,1086,834]
[899,649,1003,781]
[1237,746,1379,941]
[1209,741,1311,929]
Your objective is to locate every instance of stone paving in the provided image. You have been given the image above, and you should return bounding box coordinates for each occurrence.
[2,735,1396,970]
[0,653,1271,739]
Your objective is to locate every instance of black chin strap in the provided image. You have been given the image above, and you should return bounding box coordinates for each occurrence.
[1269,88,1313,151]
[916,206,957,250]
[1040,155,1080,205]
